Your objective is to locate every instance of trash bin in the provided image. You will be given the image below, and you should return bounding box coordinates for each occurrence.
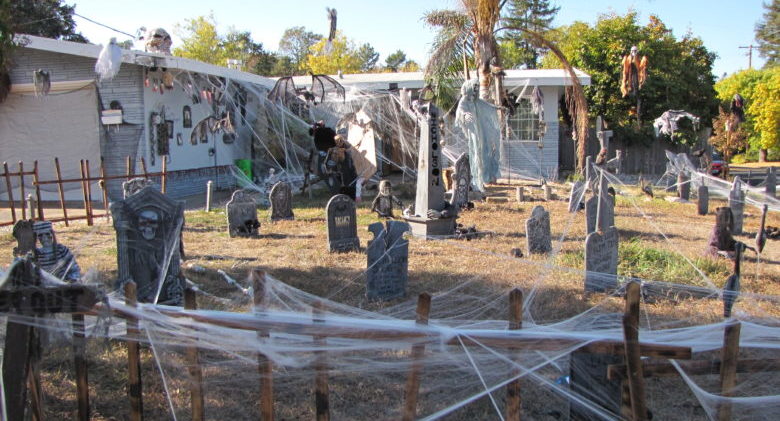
[234,159,252,179]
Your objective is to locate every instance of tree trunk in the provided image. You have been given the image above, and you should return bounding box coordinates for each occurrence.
[474,34,496,102]
[760,148,768,162]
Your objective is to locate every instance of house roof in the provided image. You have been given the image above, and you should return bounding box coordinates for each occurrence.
[15,34,276,88]
[284,68,591,91]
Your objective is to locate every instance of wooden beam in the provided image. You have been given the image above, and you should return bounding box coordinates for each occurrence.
[506,288,523,420]
[54,158,69,226]
[402,292,432,421]
[184,288,205,421]
[607,358,780,381]
[623,281,647,421]
[19,161,26,220]
[32,161,44,221]
[252,269,274,421]
[125,282,143,421]
[73,313,90,421]
[718,322,741,421]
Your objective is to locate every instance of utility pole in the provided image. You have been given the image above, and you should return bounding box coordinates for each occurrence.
[738,45,755,69]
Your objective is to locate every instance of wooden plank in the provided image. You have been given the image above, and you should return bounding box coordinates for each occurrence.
[79,160,92,226]
[622,281,647,421]
[161,157,167,194]
[85,160,94,225]
[27,333,44,421]
[184,288,205,421]
[36,171,170,185]
[402,292,432,421]
[73,313,90,421]
[19,161,26,220]
[125,282,144,421]
[3,320,32,421]
[3,161,17,222]
[99,157,110,222]
[140,157,148,179]
[32,161,44,220]
[314,301,330,421]
[252,269,274,421]
[126,155,133,180]
[608,358,780,380]
[718,322,741,421]
[54,157,69,226]
[506,288,523,420]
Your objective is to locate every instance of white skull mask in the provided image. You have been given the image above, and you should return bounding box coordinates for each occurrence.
[137,209,160,240]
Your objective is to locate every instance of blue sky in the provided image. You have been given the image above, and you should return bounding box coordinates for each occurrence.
[66,0,768,76]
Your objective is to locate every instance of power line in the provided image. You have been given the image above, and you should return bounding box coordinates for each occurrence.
[738,45,755,69]
[73,12,137,40]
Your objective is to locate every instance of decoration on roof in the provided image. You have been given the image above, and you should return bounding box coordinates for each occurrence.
[326,8,337,44]
[32,69,50,97]
[268,74,345,113]
[142,27,172,55]
[95,38,122,82]
[620,46,648,98]
[653,110,700,138]
[310,74,345,104]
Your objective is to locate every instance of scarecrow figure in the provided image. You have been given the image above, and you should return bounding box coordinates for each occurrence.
[32,221,81,282]
[620,46,648,98]
[371,180,403,218]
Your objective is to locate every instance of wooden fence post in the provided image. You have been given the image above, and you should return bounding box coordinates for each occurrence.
[100,157,110,221]
[19,161,26,220]
[184,288,205,421]
[85,160,94,225]
[125,281,143,421]
[402,292,432,421]
[3,161,17,223]
[32,161,44,221]
[252,269,274,421]
[718,322,741,421]
[313,301,330,421]
[79,160,92,226]
[622,281,647,421]
[161,157,167,194]
[72,313,90,421]
[54,158,69,226]
[506,288,523,420]
[140,158,148,179]
[126,156,133,180]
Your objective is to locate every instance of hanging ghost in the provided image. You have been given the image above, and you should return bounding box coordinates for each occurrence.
[620,46,648,97]
[33,69,51,97]
[95,38,123,81]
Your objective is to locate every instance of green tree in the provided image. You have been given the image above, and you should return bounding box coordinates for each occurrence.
[8,0,87,42]
[756,0,779,66]
[384,49,407,72]
[715,67,780,161]
[271,55,296,76]
[540,13,719,144]
[278,26,321,75]
[304,32,361,75]
[499,0,559,69]
[401,60,421,72]
[356,42,379,72]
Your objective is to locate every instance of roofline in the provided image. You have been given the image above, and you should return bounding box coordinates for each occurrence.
[15,34,276,88]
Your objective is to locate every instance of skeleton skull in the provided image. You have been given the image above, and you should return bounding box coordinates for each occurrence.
[37,231,54,249]
[137,209,160,240]
[379,180,391,196]
[145,28,172,55]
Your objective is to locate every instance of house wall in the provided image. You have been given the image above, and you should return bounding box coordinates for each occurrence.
[502,86,560,180]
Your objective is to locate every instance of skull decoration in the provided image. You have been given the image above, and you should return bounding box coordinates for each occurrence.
[145,28,172,55]
[137,209,160,240]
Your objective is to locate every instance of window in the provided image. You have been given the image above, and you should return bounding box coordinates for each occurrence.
[507,98,540,141]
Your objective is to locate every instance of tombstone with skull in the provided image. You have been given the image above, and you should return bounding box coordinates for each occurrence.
[111,185,185,305]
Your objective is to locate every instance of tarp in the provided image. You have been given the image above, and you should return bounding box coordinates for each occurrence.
[0,84,102,200]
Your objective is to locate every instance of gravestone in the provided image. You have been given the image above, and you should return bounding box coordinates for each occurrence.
[585,194,614,234]
[403,103,456,237]
[568,181,585,213]
[729,177,745,235]
[226,190,260,237]
[451,153,471,209]
[584,226,619,292]
[326,194,360,253]
[111,185,185,305]
[123,177,155,198]
[525,206,552,254]
[12,220,35,257]
[697,185,709,216]
[543,184,552,201]
[767,167,776,199]
[269,181,294,221]
[678,172,690,200]
[516,187,525,203]
[366,220,410,300]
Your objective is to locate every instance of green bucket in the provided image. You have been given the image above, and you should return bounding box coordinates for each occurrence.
[234,159,252,179]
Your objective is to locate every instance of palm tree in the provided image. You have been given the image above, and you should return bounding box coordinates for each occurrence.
[424,0,590,173]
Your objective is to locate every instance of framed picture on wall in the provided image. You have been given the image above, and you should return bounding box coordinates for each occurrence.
[166,120,174,139]
[183,106,192,128]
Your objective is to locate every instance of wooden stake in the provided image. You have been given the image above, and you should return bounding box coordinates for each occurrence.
[252,269,274,421]
[313,300,330,421]
[79,160,92,226]
[140,157,148,179]
[184,288,205,421]
[54,158,69,226]
[125,281,143,421]
[72,313,90,421]
[161,157,167,194]
[3,161,17,223]
[19,161,26,220]
[27,337,44,421]
[402,293,432,421]
[506,288,523,420]
[32,161,44,220]
[85,160,94,225]
[718,322,741,421]
[126,156,133,180]
[100,157,110,221]
[622,282,647,421]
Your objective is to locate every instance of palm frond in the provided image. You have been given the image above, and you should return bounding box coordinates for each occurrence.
[424,9,470,29]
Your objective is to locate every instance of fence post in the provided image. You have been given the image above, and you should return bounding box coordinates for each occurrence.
[251,269,274,421]
[19,161,26,220]
[506,289,523,420]
[140,158,148,179]
[402,292,431,421]
[313,301,329,421]
[79,160,93,226]
[54,158,69,226]
[72,313,90,421]
[33,161,44,221]
[184,288,205,421]
[622,281,647,421]
[3,162,17,223]
[85,160,94,225]
[26,194,35,221]
[125,281,143,421]
[100,157,110,221]
[161,157,167,194]
[206,180,213,212]
[717,322,741,421]
[126,156,133,180]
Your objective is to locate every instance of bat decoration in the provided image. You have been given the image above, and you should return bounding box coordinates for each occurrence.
[189,112,235,145]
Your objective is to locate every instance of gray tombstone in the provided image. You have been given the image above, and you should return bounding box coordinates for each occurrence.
[767,167,776,199]
[12,220,35,257]
[326,194,360,253]
[366,220,410,300]
[269,181,294,221]
[526,205,552,254]
[568,181,585,213]
[729,177,745,235]
[516,186,525,203]
[678,172,690,201]
[123,177,155,199]
[698,185,709,216]
[111,186,185,305]
[584,226,619,292]
[585,194,614,235]
[543,184,552,201]
[226,190,259,237]
[451,153,471,209]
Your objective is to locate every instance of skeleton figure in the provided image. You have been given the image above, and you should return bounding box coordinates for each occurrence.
[32,221,81,282]
[371,180,403,218]
[128,209,182,304]
[620,46,648,97]
[144,28,172,55]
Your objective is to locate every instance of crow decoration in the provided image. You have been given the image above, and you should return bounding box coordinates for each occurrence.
[756,204,768,253]
[723,242,745,318]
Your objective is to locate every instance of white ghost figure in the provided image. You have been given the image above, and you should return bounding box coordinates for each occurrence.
[95,38,123,81]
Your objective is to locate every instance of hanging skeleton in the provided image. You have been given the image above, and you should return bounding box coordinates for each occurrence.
[653,110,700,138]
[95,38,122,81]
[326,7,337,51]
[620,46,648,97]
[33,69,51,97]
